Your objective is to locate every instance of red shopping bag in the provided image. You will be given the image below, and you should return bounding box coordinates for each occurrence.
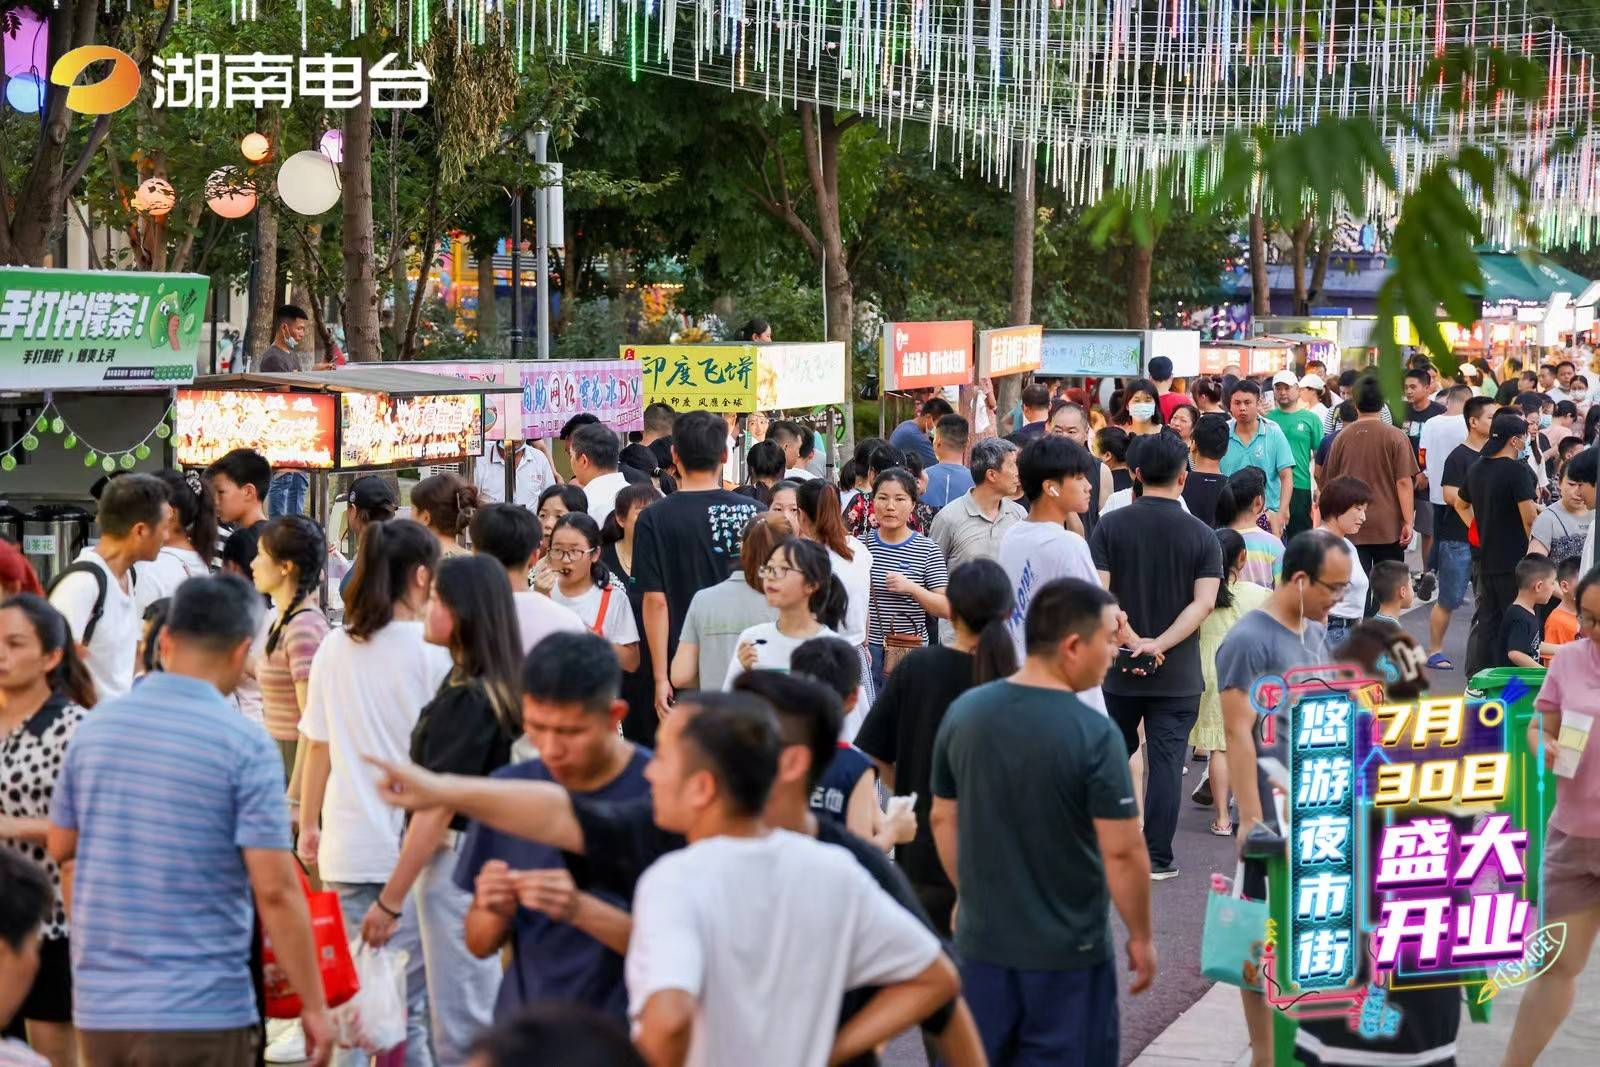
[262,864,360,1018]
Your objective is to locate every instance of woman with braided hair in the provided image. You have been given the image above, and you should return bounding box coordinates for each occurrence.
[252,515,330,789]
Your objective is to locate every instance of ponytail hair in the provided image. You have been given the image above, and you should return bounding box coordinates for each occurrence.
[260,515,328,655]
[773,539,847,631]
[431,555,523,737]
[1,593,97,708]
[411,473,482,537]
[795,479,852,561]
[551,512,611,588]
[1213,466,1267,529]
[1214,528,1245,610]
[945,559,1018,684]
[153,468,219,568]
[602,484,662,546]
[343,519,440,641]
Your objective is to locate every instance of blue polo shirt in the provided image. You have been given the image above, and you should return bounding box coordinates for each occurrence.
[50,672,292,1031]
[453,748,652,1021]
[1220,418,1296,512]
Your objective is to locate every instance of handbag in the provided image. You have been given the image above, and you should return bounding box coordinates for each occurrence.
[881,632,922,676]
[262,863,360,1018]
[1200,875,1268,991]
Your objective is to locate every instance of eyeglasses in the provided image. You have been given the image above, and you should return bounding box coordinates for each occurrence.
[758,564,798,580]
[1313,578,1351,596]
[547,547,593,562]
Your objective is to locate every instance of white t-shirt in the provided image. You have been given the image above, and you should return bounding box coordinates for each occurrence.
[998,522,1106,714]
[722,621,838,689]
[298,621,452,883]
[512,589,587,655]
[581,471,631,524]
[553,582,639,646]
[133,545,209,613]
[1331,535,1369,621]
[233,607,272,726]
[1418,412,1468,506]
[785,467,816,481]
[474,442,556,508]
[48,548,138,705]
[626,830,941,1067]
[828,538,873,647]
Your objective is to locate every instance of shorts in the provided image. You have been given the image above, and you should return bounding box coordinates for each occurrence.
[1435,538,1472,611]
[1413,495,1434,536]
[1543,827,1600,920]
[80,1027,259,1067]
[16,935,70,1023]
[960,957,1120,1066]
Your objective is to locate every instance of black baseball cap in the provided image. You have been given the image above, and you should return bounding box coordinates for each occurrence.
[348,475,399,510]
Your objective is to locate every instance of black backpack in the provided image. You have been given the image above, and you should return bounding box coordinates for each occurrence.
[47,561,136,646]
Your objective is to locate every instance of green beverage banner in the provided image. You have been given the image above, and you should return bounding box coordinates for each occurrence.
[0,267,208,389]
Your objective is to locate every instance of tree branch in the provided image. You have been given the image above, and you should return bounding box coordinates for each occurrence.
[834,112,865,134]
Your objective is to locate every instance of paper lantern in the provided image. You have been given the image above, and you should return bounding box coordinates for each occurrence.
[240,132,272,164]
[2,9,47,80]
[318,128,344,164]
[4,73,43,114]
[132,177,176,217]
[205,167,256,219]
[276,150,341,215]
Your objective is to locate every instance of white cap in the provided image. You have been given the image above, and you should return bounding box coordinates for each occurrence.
[1459,363,1481,379]
[1271,370,1299,387]
[1299,373,1325,390]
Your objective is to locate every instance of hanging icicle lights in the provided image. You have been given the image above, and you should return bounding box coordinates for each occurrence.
[228,0,1600,246]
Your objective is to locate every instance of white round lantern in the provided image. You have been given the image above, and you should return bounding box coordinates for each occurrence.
[276,150,342,215]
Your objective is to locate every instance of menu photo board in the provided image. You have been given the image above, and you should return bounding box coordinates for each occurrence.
[1199,346,1246,375]
[339,391,483,468]
[976,325,1043,379]
[1037,330,1142,377]
[881,320,974,392]
[624,343,758,412]
[755,342,849,410]
[174,389,336,469]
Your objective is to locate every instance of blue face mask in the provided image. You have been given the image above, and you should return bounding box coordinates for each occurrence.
[1540,413,1553,428]
[1520,439,1533,461]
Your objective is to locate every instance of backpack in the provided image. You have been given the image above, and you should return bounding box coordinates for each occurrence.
[47,560,135,646]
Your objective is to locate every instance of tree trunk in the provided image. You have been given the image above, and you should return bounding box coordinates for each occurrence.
[1290,217,1313,315]
[401,222,443,359]
[244,201,279,363]
[1249,211,1271,316]
[998,139,1037,430]
[342,77,380,362]
[476,253,498,347]
[1309,223,1334,308]
[1125,241,1153,329]
[800,103,857,460]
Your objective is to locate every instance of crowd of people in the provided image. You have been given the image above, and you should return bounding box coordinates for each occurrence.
[0,344,1597,1067]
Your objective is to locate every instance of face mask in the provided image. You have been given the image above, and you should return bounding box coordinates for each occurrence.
[1541,413,1553,428]
[1129,402,1156,422]
[1520,439,1533,461]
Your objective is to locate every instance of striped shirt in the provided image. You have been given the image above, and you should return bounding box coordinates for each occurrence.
[50,672,292,1031]
[1239,527,1285,590]
[258,608,331,742]
[866,530,949,645]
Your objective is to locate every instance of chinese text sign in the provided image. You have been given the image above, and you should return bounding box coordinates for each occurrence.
[624,344,758,412]
[977,326,1043,380]
[882,321,973,392]
[518,360,643,438]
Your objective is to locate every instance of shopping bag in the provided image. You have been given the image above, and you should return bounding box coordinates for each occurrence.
[1200,884,1268,991]
[333,943,410,1054]
[262,865,360,1018]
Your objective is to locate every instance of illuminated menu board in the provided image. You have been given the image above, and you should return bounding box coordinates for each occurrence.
[174,389,336,469]
[339,391,483,468]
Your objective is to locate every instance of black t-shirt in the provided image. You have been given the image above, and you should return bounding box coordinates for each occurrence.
[1496,604,1542,666]
[1437,442,1480,544]
[632,488,762,655]
[1089,496,1224,697]
[810,744,873,827]
[1403,401,1446,458]
[409,682,513,832]
[1181,470,1227,527]
[1460,456,1536,574]
[854,646,978,888]
[565,796,953,1061]
[1110,467,1133,494]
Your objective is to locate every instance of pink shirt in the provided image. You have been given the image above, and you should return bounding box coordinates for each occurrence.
[258,609,331,742]
[1533,637,1600,838]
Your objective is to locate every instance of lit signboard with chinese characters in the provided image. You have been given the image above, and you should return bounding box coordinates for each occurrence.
[339,391,483,469]
[174,389,335,469]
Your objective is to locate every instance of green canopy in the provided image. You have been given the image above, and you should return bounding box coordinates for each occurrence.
[1473,252,1592,304]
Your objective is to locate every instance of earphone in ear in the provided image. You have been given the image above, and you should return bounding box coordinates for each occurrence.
[1047,485,1060,497]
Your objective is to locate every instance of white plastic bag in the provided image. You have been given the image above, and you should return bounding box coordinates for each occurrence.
[333,942,409,1054]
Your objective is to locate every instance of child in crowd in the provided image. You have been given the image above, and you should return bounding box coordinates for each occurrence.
[1542,555,1582,664]
[1096,426,1133,494]
[1369,560,1414,627]
[1498,554,1556,668]
[1181,414,1230,527]
[1213,466,1283,588]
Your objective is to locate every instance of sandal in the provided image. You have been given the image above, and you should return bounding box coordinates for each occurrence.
[1426,653,1455,670]
[1209,820,1233,837]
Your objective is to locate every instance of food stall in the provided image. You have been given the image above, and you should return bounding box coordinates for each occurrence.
[0,267,211,582]
[1199,337,1297,378]
[878,320,975,440]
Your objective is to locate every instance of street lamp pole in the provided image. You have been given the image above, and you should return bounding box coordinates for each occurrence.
[529,125,551,359]
[508,185,523,359]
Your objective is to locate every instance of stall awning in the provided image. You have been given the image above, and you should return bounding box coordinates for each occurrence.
[191,369,523,397]
[1472,252,1592,305]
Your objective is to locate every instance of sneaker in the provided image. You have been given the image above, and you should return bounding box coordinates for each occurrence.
[1151,864,1180,881]
[1414,572,1438,602]
[264,1020,306,1064]
[1191,769,1213,807]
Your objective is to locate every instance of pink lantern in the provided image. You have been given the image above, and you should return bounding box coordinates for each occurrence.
[318,129,344,164]
[2,8,47,79]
